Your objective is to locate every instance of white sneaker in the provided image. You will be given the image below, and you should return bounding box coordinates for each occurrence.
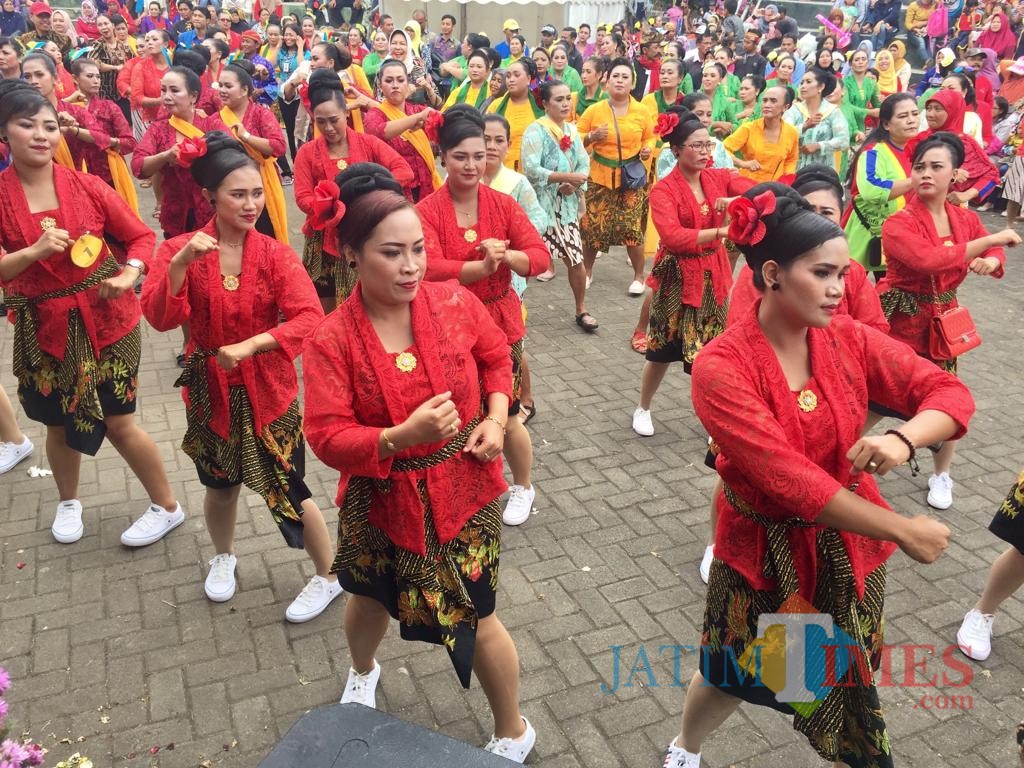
[585,274,593,290]
[956,608,994,661]
[503,484,535,526]
[536,268,556,282]
[51,499,84,544]
[483,716,536,764]
[285,574,344,623]
[0,437,33,474]
[120,502,185,547]
[663,737,701,768]
[632,407,654,437]
[340,660,381,707]
[627,279,645,296]
[699,545,714,585]
[204,553,237,602]
[927,472,954,510]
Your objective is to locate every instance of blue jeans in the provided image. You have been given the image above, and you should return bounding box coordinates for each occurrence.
[871,25,894,51]
[906,31,929,64]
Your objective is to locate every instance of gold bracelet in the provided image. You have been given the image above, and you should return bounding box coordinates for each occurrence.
[381,429,397,452]
[484,415,507,434]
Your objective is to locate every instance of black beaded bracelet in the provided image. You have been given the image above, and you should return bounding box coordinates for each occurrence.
[885,429,919,477]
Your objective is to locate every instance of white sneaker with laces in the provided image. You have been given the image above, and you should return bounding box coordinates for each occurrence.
[535,268,556,282]
[0,437,33,474]
[204,553,238,602]
[51,499,84,544]
[663,738,701,768]
[120,502,185,547]
[627,279,645,296]
[483,716,536,764]
[956,608,995,661]
[340,660,381,707]
[503,484,535,526]
[286,574,344,623]
[927,472,954,510]
[632,406,654,437]
[699,545,714,585]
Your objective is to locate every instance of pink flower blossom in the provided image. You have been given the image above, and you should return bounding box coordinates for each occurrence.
[23,744,45,767]
[1,740,28,765]
[0,668,10,694]
[0,699,9,723]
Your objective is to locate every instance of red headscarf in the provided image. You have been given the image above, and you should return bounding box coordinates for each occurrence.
[977,13,1017,60]
[927,88,966,134]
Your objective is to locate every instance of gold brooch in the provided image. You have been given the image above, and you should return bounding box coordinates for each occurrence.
[700,202,710,216]
[336,158,348,170]
[395,351,417,373]
[464,228,478,243]
[797,389,818,413]
[40,216,57,231]
[222,274,240,291]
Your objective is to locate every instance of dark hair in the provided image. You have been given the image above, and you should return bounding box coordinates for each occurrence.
[22,51,57,77]
[532,47,550,64]
[441,13,456,25]
[110,12,128,25]
[483,112,511,141]
[696,31,714,44]
[508,55,537,80]
[467,48,490,71]
[703,61,727,80]
[509,33,527,51]
[662,106,705,147]
[735,183,845,289]
[579,22,591,32]
[792,163,844,208]
[190,5,209,19]
[335,163,411,252]
[378,58,408,79]
[308,67,347,111]
[206,37,229,60]
[313,40,345,71]
[664,41,686,61]
[482,46,501,70]
[224,59,254,94]
[725,0,738,13]
[742,74,767,96]
[943,72,976,107]
[608,55,632,76]
[439,103,484,152]
[562,26,577,39]
[189,130,256,190]
[0,79,56,125]
[466,32,489,50]
[536,78,570,105]
[607,32,626,55]
[0,35,18,51]
[146,28,171,44]
[172,47,206,77]
[681,91,711,111]
[660,58,684,79]
[806,66,837,98]
[583,55,606,74]
[848,92,917,183]
[994,95,1009,120]
[70,57,99,76]
[912,131,965,168]
[166,64,202,96]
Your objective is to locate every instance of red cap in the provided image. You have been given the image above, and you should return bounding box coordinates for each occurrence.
[30,1,52,15]
[240,29,262,44]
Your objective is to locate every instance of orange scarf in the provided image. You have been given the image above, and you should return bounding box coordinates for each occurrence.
[107,150,139,214]
[220,106,289,244]
[377,100,443,191]
[54,136,75,170]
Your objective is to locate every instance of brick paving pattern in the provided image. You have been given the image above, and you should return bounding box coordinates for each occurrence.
[1,197,1021,767]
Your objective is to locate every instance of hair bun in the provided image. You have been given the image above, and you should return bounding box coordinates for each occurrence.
[189,130,252,189]
[229,58,255,77]
[336,162,405,205]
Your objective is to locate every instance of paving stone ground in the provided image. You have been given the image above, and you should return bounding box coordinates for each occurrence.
[1,193,1022,768]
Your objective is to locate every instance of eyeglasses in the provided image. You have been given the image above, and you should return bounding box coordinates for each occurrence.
[683,141,716,152]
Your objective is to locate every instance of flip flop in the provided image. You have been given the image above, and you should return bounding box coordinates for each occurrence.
[575,312,599,332]
[519,402,536,425]
[631,330,648,354]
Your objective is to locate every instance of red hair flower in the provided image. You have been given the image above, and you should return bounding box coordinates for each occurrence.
[559,134,572,151]
[176,136,207,168]
[727,190,777,246]
[655,112,679,138]
[297,81,311,110]
[310,180,345,231]
[423,110,444,144]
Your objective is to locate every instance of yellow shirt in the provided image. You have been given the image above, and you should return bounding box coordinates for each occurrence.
[444,82,484,111]
[486,97,539,170]
[722,118,799,183]
[577,98,656,189]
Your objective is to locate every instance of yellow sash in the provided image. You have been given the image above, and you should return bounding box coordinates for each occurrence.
[168,114,205,139]
[377,100,443,192]
[107,150,139,214]
[341,66,370,133]
[54,136,75,170]
[220,107,290,245]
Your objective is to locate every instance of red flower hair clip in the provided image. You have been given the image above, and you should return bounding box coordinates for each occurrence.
[655,112,679,139]
[297,81,311,111]
[727,190,777,246]
[423,110,444,144]
[559,134,572,151]
[176,136,207,168]
[310,180,346,231]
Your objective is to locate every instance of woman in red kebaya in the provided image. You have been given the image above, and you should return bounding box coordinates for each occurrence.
[631,107,753,439]
[130,29,171,133]
[663,183,974,768]
[294,69,413,312]
[302,163,536,764]
[141,132,342,623]
[880,132,1018,512]
[0,80,184,550]
[66,57,138,214]
[417,105,550,528]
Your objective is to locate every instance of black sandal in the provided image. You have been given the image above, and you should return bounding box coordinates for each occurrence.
[575,312,599,332]
[176,353,187,368]
[519,402,536,425]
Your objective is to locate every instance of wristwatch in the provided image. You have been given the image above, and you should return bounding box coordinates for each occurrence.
[125,258,145,274]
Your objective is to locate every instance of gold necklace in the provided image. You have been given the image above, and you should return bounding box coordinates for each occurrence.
[796,389,818,413]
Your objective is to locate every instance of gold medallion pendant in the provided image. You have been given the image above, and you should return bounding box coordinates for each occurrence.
[464,228,478,244]
[222,274,240,291]
[40,216,57,231]
[395,351,417,373]
[797,389,818,413]
[700,202,710,216]
[71,233,103,268]
[336,158,348,170]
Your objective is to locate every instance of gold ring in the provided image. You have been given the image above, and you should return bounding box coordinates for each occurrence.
[868,461,879,470]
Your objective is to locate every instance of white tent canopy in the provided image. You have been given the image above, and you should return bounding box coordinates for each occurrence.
[381,0,627,50]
